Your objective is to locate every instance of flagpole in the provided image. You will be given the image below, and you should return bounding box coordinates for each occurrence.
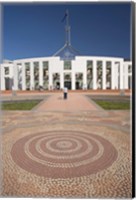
[65,9,71,45]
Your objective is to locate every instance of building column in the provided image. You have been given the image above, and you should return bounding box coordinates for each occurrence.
[114,63,119,89]
[22,62,26,91]
[60,72,64,89]
[93,60,97,90]
[0,65,5,90]
[39,61,43,87]
[30,62,34,90]
[111,61,115,90]
[102,61,106,90]
[124,64,128,89]
[49,73,53,90]
[129,75,132,89]
[83,69,87,89]
[13,63,18,90]
[119,61,124,90]
[72,72,75,90]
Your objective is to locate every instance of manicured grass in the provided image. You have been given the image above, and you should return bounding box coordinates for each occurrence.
[2,100,41,110]
[93,100,130,110]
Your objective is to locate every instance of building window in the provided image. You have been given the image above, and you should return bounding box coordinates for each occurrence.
[43,61,48,70]
[25,63,30,90]
[87,61,93,73]
[75,73,83,89]
[25,63,30,76]
[97,61,102,89]
[106,61,111,89]
[64,73,71,80]
[128,65,131,73]
[5,67,9,75]
[34,62,39,80]
[64,61,71,70]
[43,61,48,77]
[53,73,60,90]
[33,62,39,90]
[43,61,49,89]
[87,61,93,89]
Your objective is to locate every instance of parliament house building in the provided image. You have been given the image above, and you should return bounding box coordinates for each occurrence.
[0,12,132,91]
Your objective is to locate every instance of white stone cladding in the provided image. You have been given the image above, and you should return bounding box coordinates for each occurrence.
[0,56,132,91]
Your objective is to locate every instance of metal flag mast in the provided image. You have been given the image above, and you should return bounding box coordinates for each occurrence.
[53,10,80,60]
[65,9,71,45]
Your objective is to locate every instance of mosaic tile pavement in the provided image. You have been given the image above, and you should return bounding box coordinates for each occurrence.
[0,93,132,198]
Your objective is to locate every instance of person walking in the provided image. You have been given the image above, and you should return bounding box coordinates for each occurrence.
[63,87,68,99]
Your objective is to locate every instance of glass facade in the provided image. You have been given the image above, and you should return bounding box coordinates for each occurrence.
[5,67,9,75]
[97,61,102,89]
[64,72,71,89]
[25,63,30,90]
[106,61,111,89]
[128,65,131,73]
[17,63,22,90]
[43,61,49,89]
[75,73,83,89]
[87,61,93,89]
[64,61,71,70]
[53,73,60,89]
[34,62,39,90]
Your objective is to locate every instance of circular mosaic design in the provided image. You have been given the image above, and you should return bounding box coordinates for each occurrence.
[11,131,118,178]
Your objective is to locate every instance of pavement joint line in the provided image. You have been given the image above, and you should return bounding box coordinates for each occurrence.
[85,95,106,112]
[1,95,49,102]
[31,110,109,116]
[31,95,51,111]
[1,119,130,135]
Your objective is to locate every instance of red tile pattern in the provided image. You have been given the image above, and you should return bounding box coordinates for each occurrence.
[11,130,118,178]
[1,93,131,198]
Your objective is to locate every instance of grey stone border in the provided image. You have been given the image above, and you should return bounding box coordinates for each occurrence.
[85,95,105,111]
[31,95,51,111]
[2,112,130,135]
[1,95,49,102]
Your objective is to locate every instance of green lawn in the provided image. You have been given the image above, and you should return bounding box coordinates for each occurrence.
[93,100,130,110]
[2,100,41,110]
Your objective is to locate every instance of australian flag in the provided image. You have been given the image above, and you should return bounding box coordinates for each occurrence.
[61,9,69,22]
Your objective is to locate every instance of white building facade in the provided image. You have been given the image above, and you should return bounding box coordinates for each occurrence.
[0,11,132,91]
[0,56,132,91]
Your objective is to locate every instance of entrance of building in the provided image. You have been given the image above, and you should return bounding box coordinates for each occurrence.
[75,73,83,90]
[64,81,71,90]
[5,77,12,90]
[76,82,80,89]
[56,82,60,89]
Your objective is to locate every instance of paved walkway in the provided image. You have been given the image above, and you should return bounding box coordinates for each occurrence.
[1,93,131,198]
[35,93,99,112]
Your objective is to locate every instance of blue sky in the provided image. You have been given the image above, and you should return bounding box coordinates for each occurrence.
[3,3,131,60]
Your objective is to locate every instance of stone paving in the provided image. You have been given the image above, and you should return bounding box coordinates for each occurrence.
[0,92,132,198]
